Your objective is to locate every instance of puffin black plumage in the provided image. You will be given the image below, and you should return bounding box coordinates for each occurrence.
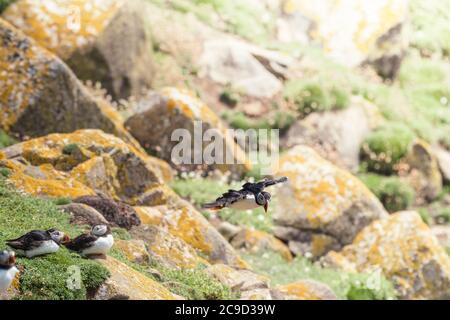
[65,225,114,257]
[0,251,19,293]
[6,229,69,258]
[202,177,288,213]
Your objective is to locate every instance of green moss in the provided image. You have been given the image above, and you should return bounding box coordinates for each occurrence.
[222,110,295,133]
[360,123,415,175]
[0,167,11,178]
[111,227,132,240]
[62,143,80,156]
[170,177,273,232]
[0,130,17,149]
[284,79,350,117]
[242,252,397,300]
[111,249,234,300]
[52,197,72,206]
[0,178,110,300]
[359,174,415,212]
[417,208,433,225]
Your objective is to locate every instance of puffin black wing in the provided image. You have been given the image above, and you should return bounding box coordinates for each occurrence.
[65,233,97,252]
[6,230,51,250]
[242,177,288,193]
[202,189,250,210]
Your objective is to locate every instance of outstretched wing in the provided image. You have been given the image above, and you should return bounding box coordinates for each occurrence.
[6,230,50,250]
[242,177,288,193]
[65,233,97,252]
[202,189,249,210]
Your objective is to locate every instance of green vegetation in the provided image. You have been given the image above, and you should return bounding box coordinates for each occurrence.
[284,79,350,117]
[219,87,241,107]
[0,167,11,178]
[417,208,432,225]
[0,130,16,149]
[171,177,273,232]
[62,143,80,155]
[0,178,110,300]
[222,110,295,132]
[0,0,14,13]
[360,123,415,175]
[359,174,415,212]
[52,197,72,206]
[243,252,397,300]
[111,249,234,300]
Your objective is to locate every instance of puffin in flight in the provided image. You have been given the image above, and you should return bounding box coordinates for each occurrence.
[202,177,288,213]
[6,229,69,258]
[0,251,19,293]
[65,225,114,258]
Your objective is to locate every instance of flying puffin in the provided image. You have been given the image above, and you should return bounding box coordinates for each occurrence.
[202,177,288,213]
[6,229,69,258]
[0,251,19,293]
[65,225,114,258]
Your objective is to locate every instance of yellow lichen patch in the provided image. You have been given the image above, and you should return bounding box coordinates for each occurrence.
[310,234,336,257]
[327,211,450,299]
[0,19,52,131]
[134,206,164,225]
[232,229,293,261]
[276,145,379,228]
[2,159,95,198]
[98,256,177,300]
[114,239,149,265]
[3,0,124,60]
[277,280,336,300]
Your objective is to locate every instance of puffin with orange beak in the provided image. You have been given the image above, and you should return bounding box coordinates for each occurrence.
[0,251,19,293]
[202,177,288,214]
[6,229,70,258]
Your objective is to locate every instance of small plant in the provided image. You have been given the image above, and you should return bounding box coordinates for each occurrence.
[360,123,415,175]
[437,208,450,223]
[418,208,433,225]
[0,167,11,178]
[0,130,16,149]
[219,87,240,107]
[62,143,80,155]
[359,174,415,212]
[52,197,72,206]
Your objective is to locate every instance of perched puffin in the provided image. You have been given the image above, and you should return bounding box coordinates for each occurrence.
[202,177,288,213]
[65,225,114,257]
[0,251,19,293]
[6,229,69,258]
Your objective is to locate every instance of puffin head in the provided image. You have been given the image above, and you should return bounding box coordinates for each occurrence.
[91,224,110,237]
[0,250,16,267]
[47,229,70,244]
[256,192,271,213]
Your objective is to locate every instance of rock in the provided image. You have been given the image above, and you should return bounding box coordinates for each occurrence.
[277,280,338,300]
[59,203,109,226]
[130,224,207,269]
[114,239,149,265]
[134,205,250,269]
[199,39,283,98]
[322,211,450,300]
[431,225,450,249]
[3,0,154,100]
[94,256,178,300]
[273,145,388,258]
[73,196,140,230]
[0,130,172,201]
[284,97,382,171]
[279,0,409,78]
[205,264,274,299]
[217,221,242,242]
[230,228,293,261]
[125,88,251,177]
[0,18,134,141]
[431,145,450,184]
[404,140,442,201]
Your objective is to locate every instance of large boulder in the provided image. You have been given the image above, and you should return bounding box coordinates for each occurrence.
[0,18,134,141]
[0,129,172,201]
[125,88,252,177]
[322,211,450,300]
[273,145,388,258]
[279,0,409,78]
[2,0,154,99]
[94,256,178,300]
[134,205,250,269]
[284,97,382,171]
[431,145,450,184]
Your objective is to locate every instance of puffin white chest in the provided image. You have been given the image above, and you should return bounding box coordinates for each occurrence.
[0,267,19,292]
[82,234,114,255]
[26,240,59,258]
[228,194,259,210]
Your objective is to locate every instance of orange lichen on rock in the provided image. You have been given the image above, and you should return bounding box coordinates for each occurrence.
[277,280,337,300]
[323,211,450,299]
[114,239,150,265]
[3,0,124,60]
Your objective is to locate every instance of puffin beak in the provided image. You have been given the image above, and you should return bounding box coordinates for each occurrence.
[62,235,70,244]
[8,253,16,265]
[263,202,268,214]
